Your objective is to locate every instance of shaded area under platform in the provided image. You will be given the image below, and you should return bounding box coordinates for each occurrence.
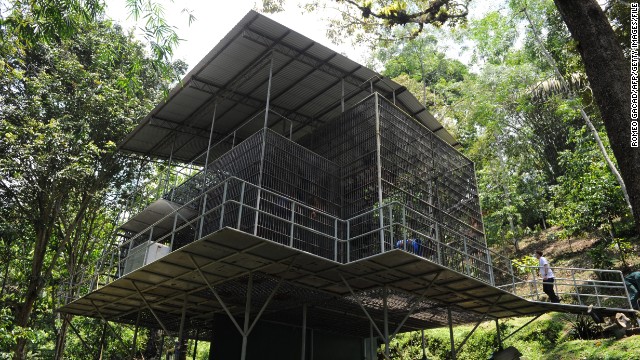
[59,228,636,339]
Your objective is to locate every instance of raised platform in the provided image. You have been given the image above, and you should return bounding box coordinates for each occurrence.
[59,228,635,338]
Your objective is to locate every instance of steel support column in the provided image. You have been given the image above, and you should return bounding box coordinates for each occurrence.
[496,318,502,350]
[130,310,141,360]
[448,307,456,360]
[176,295,188,359]
[240,273,253,360]
[301,303,307,360]
[383,286,390,359]
[374,93,385,252]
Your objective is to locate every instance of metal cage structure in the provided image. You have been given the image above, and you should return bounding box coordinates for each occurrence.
[59,11,635,360]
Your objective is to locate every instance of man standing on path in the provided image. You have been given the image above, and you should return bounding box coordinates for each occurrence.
[535,250,561,303]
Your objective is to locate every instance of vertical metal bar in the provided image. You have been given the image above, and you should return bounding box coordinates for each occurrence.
[509,260,516,295]
[176,296,188,359]
[488,250,495,286]
[192,329,199,360]
[392,90,396,105]
[341,78,345,112]
[301,304,307,360]
[290,202,296,247]
[241,273,253,360]
[219,181,229,229]
[532,269,539,301]
[448,307,456,360]
[204,102,218,177]
[346,221,351,263]
[237,181,245,229]
[388,206,394,247]
[264,53,274,129]
[383,286,390,359]
[495,318,502,350]
[370,80,373,93]
[130,311,141,360]
[571,269,581,305]
[370,323,375,360]
[594,279,601,307]
[374,93,385,252]
[463,237,470,276]
[436,224,442,265]
[198,193,208,239]
[170,212,179,250]
[334,218,338,262]
[164,137,175,195]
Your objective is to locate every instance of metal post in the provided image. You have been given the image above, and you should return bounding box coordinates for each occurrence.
[495,318,502,350]
[290,202,296,247]
[370,323,375,360]
[571,269,581,305]
[374,93,385,252]
[170,212,179,250]
[204,102,218,173]
[164,137,175,194]
[448,307,456,360]
[508,260,516,295]
[392,90,396,105]
[264,53,274,129]
[334,218,338,261]
[192,329,199,360]
[237,181,245,229]
[532,271,539,301]
[301,304,307,360]
[130,311,141,359]
[463,237,470,276]
[594,280,601,307]
[241,273,253,360]
[389,206,394,246]
[219,181,229,229]
[176,295,188,359]
[341,78,345,112]
[383,286,390,358]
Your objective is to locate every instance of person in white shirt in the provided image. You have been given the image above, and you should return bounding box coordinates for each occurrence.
[535,250,560,303]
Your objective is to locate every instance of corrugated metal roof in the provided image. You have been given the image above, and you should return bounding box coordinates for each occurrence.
[119,10,460,163]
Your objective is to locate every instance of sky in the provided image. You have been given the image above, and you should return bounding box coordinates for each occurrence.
[105,0,367,73]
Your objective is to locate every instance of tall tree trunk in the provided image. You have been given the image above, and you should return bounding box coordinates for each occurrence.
[553,0,640,235]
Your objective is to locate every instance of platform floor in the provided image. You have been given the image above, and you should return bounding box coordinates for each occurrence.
[59,228,636,338]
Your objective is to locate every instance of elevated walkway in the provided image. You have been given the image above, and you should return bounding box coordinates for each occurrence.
[60,227,636,339]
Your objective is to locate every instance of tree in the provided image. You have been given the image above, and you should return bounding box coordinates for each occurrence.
[263,0,640,234]
[550,0,640,235]
[0,15,182,358]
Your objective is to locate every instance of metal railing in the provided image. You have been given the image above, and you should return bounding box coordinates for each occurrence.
[61,176,634,313]
[498,266,633,310]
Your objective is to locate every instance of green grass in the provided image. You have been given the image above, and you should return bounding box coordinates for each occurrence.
[386,314,640,360]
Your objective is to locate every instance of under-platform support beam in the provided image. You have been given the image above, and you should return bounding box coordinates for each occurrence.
[130,281,173,337]
[501,314,543,344]
[454,295,503,355]
[190,255,284,360]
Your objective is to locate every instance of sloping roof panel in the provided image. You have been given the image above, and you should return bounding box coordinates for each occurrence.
[119,10,460,162]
